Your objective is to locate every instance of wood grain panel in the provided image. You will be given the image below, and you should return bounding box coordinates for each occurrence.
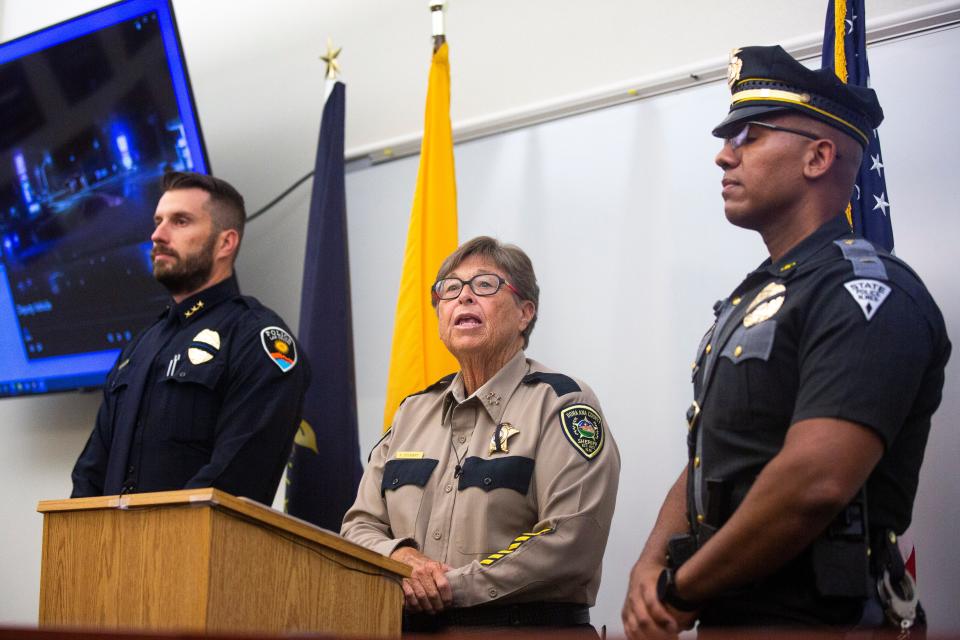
[205,508,403,637]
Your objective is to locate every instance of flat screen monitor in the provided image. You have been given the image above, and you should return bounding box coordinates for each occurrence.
[0,0,208,398]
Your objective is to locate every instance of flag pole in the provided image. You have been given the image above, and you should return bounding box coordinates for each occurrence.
[430,0,446,52]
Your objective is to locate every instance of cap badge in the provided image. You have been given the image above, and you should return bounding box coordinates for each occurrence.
[490,422,519,454]
[727,48,743,88]
[743,282,786,328]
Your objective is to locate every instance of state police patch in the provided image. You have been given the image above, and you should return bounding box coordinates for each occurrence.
[260,326,298,372]
[559,404,605,460]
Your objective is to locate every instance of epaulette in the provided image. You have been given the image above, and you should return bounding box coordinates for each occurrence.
[834,238,888,279]
[404,373,456,401]
[521,372,581,397]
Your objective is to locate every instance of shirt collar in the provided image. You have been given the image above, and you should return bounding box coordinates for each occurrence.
[171,274,240,325]
[442,349,529,425]
[755,214,854,278]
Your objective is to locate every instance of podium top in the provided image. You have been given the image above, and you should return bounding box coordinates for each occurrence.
[37,488,411,578]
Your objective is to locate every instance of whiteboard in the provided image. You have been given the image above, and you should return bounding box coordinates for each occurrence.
[299,27,960,632]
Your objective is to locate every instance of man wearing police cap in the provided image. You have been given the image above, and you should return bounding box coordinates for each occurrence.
[622,45,950,636]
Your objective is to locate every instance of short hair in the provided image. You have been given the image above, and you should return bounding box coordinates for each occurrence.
[161,171,246,241]
[433,236,539,348]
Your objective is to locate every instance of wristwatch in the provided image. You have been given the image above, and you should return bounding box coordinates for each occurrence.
[656,567,700,612]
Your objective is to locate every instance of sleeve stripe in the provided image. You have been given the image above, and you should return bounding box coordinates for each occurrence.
[479,527,554,566]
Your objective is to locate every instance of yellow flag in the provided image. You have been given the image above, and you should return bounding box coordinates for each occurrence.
[383,43,459,429]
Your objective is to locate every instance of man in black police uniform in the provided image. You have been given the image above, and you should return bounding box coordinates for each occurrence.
[622,46,950,637]
[71,172,310,505]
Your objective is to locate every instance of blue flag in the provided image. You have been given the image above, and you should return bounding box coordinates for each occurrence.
[285,80,363,530]
[822,0,894,251]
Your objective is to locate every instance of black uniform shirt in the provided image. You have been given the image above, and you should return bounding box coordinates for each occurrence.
[71,275,310,505]
[690,215,950,536]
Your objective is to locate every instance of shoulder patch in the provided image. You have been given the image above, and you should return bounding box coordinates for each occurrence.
[260,326,298,371]
[844,279,891,321]
[559,404,605,460]
[522,372,581,397]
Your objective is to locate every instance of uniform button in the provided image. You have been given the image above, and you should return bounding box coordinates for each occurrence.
[178,371,186,377]
[734,345,743,358]
[693,456,700,468]
[458,435,467,444]
[696,513,705,524]
[444,484,453,493]
[391,478,399,485]
[127,465,135,474]
[433,530,442,540]
[488,588,498,598]
[888,532,897,544]
[705,344,712,354]
[732,296,742,306]
[483,477,492,486]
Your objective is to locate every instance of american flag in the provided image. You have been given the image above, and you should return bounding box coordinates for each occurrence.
[822,0,894,252]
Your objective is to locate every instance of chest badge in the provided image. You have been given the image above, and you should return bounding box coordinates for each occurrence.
[559,405,605,460]
[743,282,786,328]
[188,328,221,365]
[489,422,519,454]
[261,326,298,372]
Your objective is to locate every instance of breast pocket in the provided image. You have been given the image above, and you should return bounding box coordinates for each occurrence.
[381,458,438,540]
[162,361,225,443]
[456,456,535,554]
[720,320,777,364]
[713,320,783,431]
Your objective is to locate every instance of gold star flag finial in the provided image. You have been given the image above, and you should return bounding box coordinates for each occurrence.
[320,37,342,80]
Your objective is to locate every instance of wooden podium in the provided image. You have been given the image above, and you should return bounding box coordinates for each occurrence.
[37,488,410,637]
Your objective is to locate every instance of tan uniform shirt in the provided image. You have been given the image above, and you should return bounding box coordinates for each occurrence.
[341,350,620,608]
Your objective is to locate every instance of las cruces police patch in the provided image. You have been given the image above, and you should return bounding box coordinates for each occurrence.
[559,404,605,460]
[260,326,298,372]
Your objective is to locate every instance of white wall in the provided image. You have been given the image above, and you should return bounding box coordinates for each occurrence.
[0,0,957,632]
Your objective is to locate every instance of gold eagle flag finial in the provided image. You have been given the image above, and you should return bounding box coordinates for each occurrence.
[294,419,319,454]
[320,37,342,80]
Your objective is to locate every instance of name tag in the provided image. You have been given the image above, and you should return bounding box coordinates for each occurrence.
[395,451,424,459]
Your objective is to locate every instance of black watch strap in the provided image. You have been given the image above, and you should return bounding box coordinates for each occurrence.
[656,567,700,612]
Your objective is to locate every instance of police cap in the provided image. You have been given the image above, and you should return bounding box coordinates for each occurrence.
[712,45,883,148]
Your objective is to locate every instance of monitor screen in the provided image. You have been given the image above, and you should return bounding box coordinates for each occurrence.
[0,0,208,398]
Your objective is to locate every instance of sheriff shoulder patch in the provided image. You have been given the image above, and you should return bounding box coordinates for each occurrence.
[843,279,891,321]
[260,326,298,372]
[559,404,605,460]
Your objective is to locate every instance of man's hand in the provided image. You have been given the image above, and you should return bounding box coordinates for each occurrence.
[622,559,697,640]
[390,546,454,614]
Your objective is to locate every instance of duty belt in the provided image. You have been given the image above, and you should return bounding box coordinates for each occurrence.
[403,602,590,631]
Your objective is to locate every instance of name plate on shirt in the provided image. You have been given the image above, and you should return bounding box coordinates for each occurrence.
[395,451,424,459]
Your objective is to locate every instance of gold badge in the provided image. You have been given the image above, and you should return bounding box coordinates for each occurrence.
[490,423,519,454]
[396,451,424,459]
[743,282,786,328]
[727,48,743,88]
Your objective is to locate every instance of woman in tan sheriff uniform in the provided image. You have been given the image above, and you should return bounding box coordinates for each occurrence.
[342,236,620,633]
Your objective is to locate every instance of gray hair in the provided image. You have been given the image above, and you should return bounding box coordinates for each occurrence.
[432,236,539,348]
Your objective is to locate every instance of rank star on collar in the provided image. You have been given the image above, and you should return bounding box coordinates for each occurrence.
[184,300,205,318]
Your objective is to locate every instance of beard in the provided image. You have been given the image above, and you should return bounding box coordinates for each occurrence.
[152,233,217,297]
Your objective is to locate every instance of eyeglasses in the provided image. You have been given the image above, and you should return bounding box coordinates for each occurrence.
[726,121,823,150]
[432,273,520,300]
